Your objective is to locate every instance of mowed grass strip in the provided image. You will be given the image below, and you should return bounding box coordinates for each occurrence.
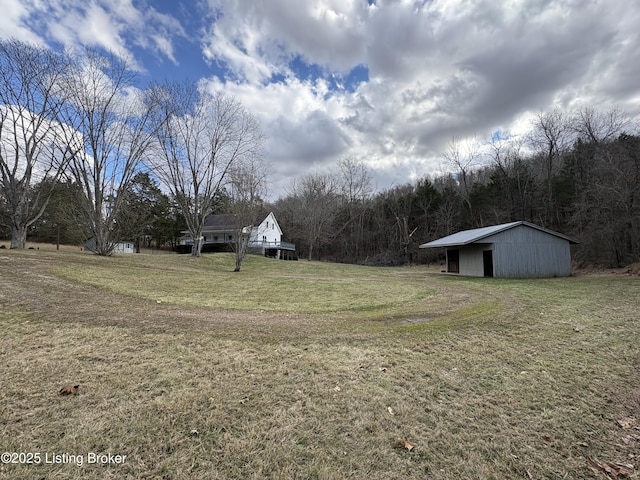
[48,252,437,317]
[0,249,638,479]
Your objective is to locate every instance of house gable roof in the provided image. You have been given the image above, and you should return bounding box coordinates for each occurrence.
[258,211,283,235]
[419,221,578,248]
[201,212,274,232]
[203,214,236,230]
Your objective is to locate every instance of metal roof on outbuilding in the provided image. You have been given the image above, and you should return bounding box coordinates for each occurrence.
[419,221,578,248]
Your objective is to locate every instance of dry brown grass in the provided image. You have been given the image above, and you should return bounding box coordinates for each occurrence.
[0,249,639,479]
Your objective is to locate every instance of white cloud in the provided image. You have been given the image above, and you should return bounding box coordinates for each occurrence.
[2,0,186,72]
[5,0,640,198]
[0,0,45,45]
[200,0,371,82]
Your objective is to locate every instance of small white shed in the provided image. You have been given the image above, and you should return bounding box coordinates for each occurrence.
[419,221,578,278]
[84,238,135,254]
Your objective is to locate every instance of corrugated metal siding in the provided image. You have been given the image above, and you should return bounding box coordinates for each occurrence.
[488,225,571,277]
[459,243,491,276]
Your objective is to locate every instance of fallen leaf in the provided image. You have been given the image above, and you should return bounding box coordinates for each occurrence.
[618,418,637,430]
[387,406,395,416]
[334,386,341,392]
[394,438,415,451]
[616,463,635,473]
[587,458,635,478]
[59,384,79,395]
[379,367,387,372]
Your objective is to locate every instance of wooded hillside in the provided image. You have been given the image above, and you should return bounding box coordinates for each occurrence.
[274,113,639,267]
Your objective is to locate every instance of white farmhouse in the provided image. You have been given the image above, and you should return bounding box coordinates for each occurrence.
[179,212,296,259]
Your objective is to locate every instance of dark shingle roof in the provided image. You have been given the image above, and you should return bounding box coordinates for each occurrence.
[203,214,237,230]
[202,212,272,231]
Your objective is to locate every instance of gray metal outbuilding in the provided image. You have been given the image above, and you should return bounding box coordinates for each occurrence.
[419,221,578,278]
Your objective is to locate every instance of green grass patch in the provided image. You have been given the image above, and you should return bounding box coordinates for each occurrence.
[48,252,436,317]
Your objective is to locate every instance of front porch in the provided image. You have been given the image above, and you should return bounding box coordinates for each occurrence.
[177,237,296,259]
[249,240,297,260]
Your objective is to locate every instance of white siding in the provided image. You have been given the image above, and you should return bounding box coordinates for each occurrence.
[114,242,135,254]
[250,212,282,244]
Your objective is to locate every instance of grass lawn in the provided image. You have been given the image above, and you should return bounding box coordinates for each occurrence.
[0,249,638,479]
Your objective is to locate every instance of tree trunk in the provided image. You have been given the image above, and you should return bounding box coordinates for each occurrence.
[233,233,250,272]
[10,225,27,249]
[234,251,244,272]
[93,227,115,256]
[191,235,203,257]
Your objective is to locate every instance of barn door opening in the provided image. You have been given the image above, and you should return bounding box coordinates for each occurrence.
[447,249,459,273]
[483,250,494,277]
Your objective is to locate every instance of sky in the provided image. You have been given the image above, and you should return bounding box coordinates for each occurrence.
[2,0,640,199]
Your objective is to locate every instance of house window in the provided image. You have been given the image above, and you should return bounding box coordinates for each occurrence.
[266,221,269,228]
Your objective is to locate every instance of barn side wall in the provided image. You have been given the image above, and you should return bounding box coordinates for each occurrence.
[485,226,572,278]
[458,243,491,277]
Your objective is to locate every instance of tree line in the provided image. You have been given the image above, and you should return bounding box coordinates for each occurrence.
[2,39,638,268]
[273,108,640,268]
[0,39,264,269]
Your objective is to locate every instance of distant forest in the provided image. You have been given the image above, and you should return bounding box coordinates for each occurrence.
[8,108,640,268]
[273,108,640,268]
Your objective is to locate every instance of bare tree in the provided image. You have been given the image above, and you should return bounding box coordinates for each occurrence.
[0,40,73,248]
[443,136,482,224]
[383,184,418,263]
[338,156,373,204]
[227,155,269,272]
[147,81,264,257]
[485,136,536,222]
[61,49,157,255]
[572,106,629,144]
[432,173,461,236]
[529,107,571,226]
[287,172,338,261]
[336,156,373,262]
